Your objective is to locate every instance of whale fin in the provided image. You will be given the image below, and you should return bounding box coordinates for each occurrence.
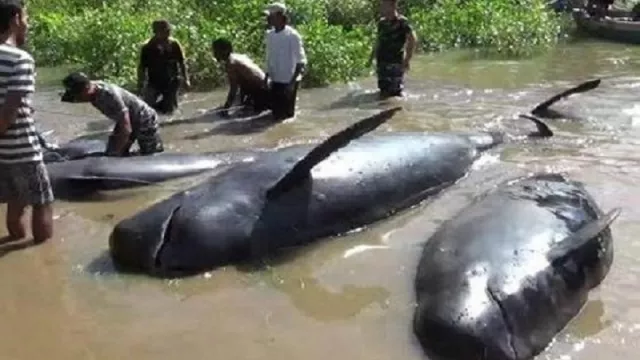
[519,114,554,138]
[265,106,401,200]
[548,208,621,265]
[531,79,601,117]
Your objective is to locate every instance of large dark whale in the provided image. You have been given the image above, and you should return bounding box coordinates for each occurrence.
[107,103,556,277]
[413,173,620,360]
[39,136,260,197]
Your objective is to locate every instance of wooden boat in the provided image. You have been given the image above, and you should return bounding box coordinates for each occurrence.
[572,8,640,44]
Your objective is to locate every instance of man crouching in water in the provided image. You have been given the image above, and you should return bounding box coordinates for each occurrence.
[60,72,164,157]
[212,38,269,118]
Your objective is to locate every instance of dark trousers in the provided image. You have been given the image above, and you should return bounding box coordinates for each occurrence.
[241,86,271,114]
[376,63,405,98]
[270,81,299,121]
[143,79,180,115]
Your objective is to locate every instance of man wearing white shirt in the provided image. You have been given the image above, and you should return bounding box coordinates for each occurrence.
[263,3,307,121]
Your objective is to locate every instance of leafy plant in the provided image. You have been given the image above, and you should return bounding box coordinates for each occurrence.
[28,0,565,90]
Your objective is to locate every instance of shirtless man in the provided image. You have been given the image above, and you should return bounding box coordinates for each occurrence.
[211,38,269,118]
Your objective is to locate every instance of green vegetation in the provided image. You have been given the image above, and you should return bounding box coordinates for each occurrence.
[28,0,565,90]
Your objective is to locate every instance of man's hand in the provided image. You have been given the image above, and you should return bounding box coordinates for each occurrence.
[136,82,145,96]
[182,78,191,90]
[264,74,270,90]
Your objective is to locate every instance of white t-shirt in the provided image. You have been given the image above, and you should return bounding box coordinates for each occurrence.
[265,25,307,84]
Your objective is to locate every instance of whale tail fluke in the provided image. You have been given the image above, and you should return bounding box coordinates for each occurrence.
[519,114,554,138]
[530,79,601,117]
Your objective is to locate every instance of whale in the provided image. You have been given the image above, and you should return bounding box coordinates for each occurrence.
[40,136,106,162]
[107,102,557,277]
[39,135,260,198]
[413,173,620,360]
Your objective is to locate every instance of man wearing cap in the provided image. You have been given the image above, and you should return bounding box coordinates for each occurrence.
[61,72,164,157]
[137,19,190,115]
[263,2,307,121]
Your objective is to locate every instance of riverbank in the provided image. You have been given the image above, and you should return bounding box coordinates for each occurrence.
[29,0,565,91]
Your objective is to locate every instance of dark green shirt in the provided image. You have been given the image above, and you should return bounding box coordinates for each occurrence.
[375,16,412,65]
[139,38,185,86]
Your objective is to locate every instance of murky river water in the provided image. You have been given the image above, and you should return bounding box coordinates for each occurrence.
[1,39,639,360]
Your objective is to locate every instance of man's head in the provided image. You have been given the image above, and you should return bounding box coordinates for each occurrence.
[60,72,93,103]
[380,0,398,18]
[152,19,171,40]
[263,2,288,29]
[0,0,28,47]
[211,38,233,62]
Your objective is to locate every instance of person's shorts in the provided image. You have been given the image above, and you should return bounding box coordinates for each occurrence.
[0,161,54,206]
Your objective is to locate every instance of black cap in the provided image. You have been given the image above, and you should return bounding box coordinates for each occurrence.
[61,72,90,102]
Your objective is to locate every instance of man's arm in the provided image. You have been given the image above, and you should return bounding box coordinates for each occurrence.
[175,40,190,88]
[106,93,133,155]
[137,46,148,94]
[0,56,35,134]
[221,63,238,117]
[368,42,378,67]
[289,32,307,84]
[403,22,418,70]
[367,20,381,67]
[264,32,272,87]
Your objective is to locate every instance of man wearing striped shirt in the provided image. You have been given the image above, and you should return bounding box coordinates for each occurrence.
[0,0,54,244]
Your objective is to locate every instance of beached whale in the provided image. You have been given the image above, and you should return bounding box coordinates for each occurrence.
[413,173,620,360]
[41,136,106,162]
[107,104,555,277]
[39,135,260,198]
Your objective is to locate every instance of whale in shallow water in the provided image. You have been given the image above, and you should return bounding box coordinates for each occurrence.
[106,105,555,278]
[413,173,620,360]
[40,136,260,198]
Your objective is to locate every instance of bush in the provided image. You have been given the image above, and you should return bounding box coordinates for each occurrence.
[27,0,564,90]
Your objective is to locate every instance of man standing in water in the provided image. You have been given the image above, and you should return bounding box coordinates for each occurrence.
[0,0,54,244]
[367,0,417,99]
[264,3,307,121]
[61,72,164,157]
[137,20,190,115]
[211,38,270,118]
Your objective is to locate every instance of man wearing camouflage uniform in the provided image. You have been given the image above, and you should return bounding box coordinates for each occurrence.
[368,0,418,99]
[60,72,164,157]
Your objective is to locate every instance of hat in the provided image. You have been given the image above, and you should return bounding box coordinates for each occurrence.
[263,2,287,15]
[61,72,90,102]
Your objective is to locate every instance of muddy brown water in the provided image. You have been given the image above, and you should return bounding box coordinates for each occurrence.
[1,40,640,360]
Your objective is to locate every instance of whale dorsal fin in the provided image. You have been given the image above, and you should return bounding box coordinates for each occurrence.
[265,106,401,200]
[548,208,621,266]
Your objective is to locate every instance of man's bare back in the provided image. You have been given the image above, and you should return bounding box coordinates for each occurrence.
[227,53,266,93]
